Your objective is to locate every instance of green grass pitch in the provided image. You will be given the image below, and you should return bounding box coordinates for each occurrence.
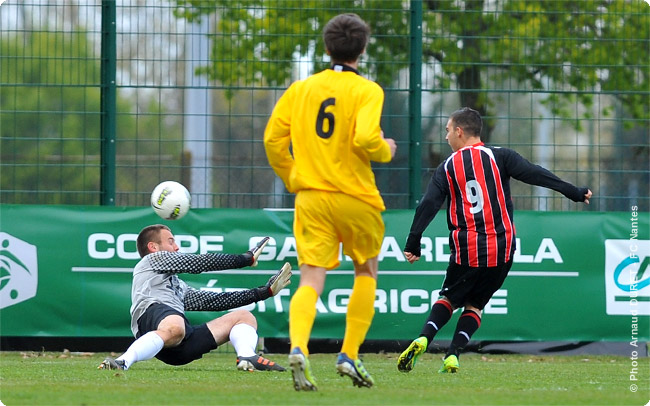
[1,351,646,405]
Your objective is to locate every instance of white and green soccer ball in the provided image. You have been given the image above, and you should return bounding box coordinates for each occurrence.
[150,181,191,220]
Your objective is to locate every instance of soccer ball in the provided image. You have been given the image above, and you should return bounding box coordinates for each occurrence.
[150,181,191,220]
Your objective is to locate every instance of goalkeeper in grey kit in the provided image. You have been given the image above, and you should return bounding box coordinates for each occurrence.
[98,224,292,372]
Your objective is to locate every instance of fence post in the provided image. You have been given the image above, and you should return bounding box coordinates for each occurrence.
[100,0,117,205]
[409,0,423,208]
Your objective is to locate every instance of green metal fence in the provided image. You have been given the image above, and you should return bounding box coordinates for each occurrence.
[1,0,648,212]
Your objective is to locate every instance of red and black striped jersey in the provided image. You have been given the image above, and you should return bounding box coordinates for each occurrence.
[405,142,588,268]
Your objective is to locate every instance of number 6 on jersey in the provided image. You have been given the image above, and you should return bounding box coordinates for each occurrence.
[316,98,336,138]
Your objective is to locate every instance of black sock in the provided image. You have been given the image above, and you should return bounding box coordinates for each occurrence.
[446,310,481,358]
[419,300,453,343]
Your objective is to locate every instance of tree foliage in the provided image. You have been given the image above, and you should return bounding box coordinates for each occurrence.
[173,0,649,139]
[0,29,180,205]
[0,31,103,204]
[173,0,407,89]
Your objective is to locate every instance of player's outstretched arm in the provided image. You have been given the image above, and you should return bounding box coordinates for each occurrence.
[184,287,265,312]
[147,236,271,275]
[502,148,591,203]
[183,262,292,312]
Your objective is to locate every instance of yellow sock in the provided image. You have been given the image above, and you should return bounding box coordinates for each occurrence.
[341,275,377,359]
[289,285,318,356]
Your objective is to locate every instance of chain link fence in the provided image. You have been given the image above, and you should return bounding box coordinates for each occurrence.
[1,1,648,211]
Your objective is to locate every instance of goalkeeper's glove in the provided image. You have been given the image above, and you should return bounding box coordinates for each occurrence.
[265,262,292,296]
[243,237,270,266]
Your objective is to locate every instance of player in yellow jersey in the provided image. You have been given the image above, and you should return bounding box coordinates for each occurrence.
[264,13,397,391]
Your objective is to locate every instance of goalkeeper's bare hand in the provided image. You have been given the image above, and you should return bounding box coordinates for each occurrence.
[265,262,292,296]
[244,237,270,266]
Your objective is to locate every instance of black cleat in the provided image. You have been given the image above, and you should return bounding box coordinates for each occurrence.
[236,355,286,371]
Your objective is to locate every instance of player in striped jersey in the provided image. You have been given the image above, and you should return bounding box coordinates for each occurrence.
[98,224,291,372]
[265,13,396,390]
[397,107,592,374]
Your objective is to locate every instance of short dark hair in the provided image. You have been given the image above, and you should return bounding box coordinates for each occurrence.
[137,224,170,258]
[450,107,483,137]
[323,13,370,63]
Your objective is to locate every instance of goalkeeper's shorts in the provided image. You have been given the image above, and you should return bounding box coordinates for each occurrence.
[293,189,384,270]
[136,303,217,366]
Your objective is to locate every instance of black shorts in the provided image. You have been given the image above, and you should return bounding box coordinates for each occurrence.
[439,259,513,310]
[136,303,218,366]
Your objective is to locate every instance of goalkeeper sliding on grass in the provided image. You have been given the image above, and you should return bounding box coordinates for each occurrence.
[398,107,592,374]
[98,224,292,372]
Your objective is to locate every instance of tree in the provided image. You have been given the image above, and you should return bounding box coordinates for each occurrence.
[172,0,649,141]
[0,29,182,205]
[0,30,103,204]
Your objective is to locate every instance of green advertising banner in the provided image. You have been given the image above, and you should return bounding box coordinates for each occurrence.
[0,204,648,342]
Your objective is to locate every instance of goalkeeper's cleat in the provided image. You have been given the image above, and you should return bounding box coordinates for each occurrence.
[288,348,318,391]
[98,357,126,370]
[438,354,460,373]
[336,353,375,388]
[397,336,428,372]
[236,355,286,372]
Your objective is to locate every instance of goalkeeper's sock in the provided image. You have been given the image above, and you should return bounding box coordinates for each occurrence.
[446,310,481,358]
[229,323,258,357]
[340,275,376,359]
[419,300,453,343]
[289,285,318,356]
[118,331,164,369]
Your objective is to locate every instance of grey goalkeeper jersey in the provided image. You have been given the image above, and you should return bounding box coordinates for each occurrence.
[130,251,269,336]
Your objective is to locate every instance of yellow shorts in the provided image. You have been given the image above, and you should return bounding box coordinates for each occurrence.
[294,190,385,269]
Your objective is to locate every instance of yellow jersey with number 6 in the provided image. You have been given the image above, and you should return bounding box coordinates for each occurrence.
[264,67,392,211]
